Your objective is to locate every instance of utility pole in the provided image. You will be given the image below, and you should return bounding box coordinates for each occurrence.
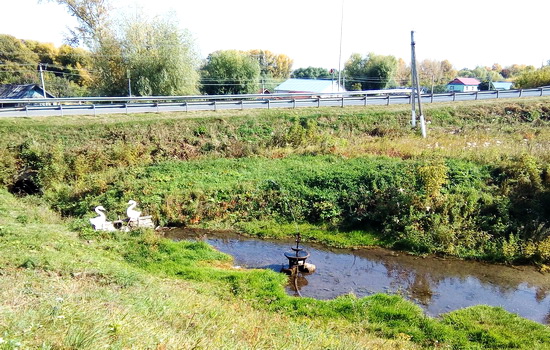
[38,63,47,98]
[337,0,344,92]
[410,34,416,127]
[127,69,132,97]
[411,31,426,138]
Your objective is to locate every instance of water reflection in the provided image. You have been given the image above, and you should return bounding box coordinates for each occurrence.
[165,228,550,324]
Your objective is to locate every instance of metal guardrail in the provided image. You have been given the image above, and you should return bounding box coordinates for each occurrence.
[1,88,549,117]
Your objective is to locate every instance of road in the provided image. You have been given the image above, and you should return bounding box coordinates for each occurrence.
[0,88,548,118]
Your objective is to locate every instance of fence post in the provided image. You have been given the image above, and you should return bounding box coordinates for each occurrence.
[268,99,271,109]
[475,91,478,100]
[540,88,544,97]
[185,102,188,112]
[93,104,96,116]
[317,97,321,108]
[341,96,345,108]
[125,103,128,114]
[292,99,296,109]
[453,92,456,101]
[364,95,368,106]
[60,104,64,117]
[519,89,523,97]
[386,95,390,105]
[430,93,434,103]
[240,100,244,110]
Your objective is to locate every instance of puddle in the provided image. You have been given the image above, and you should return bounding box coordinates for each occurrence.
[165,228,550,324]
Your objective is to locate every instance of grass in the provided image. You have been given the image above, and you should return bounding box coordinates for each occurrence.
[1,98,550,263]
[1,98,550,348]
[0,189,419,349]
[1,189,549,349]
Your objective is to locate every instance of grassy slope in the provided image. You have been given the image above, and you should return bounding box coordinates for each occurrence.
[0,189,418,349]
[1,99,550,348]
[1,190,549,349]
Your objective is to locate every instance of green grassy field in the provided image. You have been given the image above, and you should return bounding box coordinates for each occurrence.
[1,98,550,348]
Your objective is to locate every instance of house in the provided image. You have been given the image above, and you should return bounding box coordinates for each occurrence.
[446,78,481,92]
[0,84,54,107]
[490,81,513,91]
[274,78,346,97]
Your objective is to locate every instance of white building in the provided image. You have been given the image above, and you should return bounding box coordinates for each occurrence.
[274,79,346,97]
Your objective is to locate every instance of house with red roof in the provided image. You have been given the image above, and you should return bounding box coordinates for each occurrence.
[446,78,481,92]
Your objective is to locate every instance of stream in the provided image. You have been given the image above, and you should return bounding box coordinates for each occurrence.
[165,228,550,324]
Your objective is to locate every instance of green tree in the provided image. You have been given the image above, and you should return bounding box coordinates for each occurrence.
[417,59,457,92]
[248,49,293,79]
[0,34,39,85]
[91,34,126,96]
[291,67,332,79]
[501,64,535,79]
[120,14,199,96]
[200,50,261,95]
[24,40,58,65]
[344,52,398,90]
[515,66,550,88]
[394,58,410,87]
[48,0,199,96]
[458,65,505,90]
[56,44,93,87]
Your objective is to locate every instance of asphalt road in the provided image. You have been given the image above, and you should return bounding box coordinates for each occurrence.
[1,88,548,118]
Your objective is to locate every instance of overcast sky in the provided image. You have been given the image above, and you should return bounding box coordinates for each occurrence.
[1,0,548,71]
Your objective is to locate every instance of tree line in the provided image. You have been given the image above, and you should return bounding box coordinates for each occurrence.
[0,0,547,97]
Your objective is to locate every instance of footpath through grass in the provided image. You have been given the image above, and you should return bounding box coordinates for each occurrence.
[1,189,549,349]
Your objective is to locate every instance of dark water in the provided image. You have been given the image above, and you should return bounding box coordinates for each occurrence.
[165,228,550,324]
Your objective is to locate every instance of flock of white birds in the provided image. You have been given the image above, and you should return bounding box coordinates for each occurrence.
[89,200,155,231]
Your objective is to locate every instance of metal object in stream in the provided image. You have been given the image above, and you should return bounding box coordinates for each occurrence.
[282,233,316,274]
[282,233,316,297]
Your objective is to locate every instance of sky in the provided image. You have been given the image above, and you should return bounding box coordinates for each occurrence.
[1,0,549,71]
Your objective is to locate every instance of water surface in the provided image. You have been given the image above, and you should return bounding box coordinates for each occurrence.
[165,228,550,324]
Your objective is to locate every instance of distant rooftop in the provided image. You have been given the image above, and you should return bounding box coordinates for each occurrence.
[491,81,513,90]
[0,84,54,99]
[275,79,345,93]
[448,78,481,86]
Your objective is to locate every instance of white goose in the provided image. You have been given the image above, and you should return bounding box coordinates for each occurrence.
[89,206,116,231]
[126,200,155,229]
[126,200,141,222]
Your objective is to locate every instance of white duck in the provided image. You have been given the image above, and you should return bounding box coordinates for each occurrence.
[126,200,141,222]
[89,206,116,231]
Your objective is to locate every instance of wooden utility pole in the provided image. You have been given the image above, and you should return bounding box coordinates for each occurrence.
[411,31,426,138]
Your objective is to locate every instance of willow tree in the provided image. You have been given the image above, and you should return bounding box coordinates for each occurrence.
[344,53,398,90]
[200,50,261,95]
[87,13,200,96]
[44,0,200,96]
